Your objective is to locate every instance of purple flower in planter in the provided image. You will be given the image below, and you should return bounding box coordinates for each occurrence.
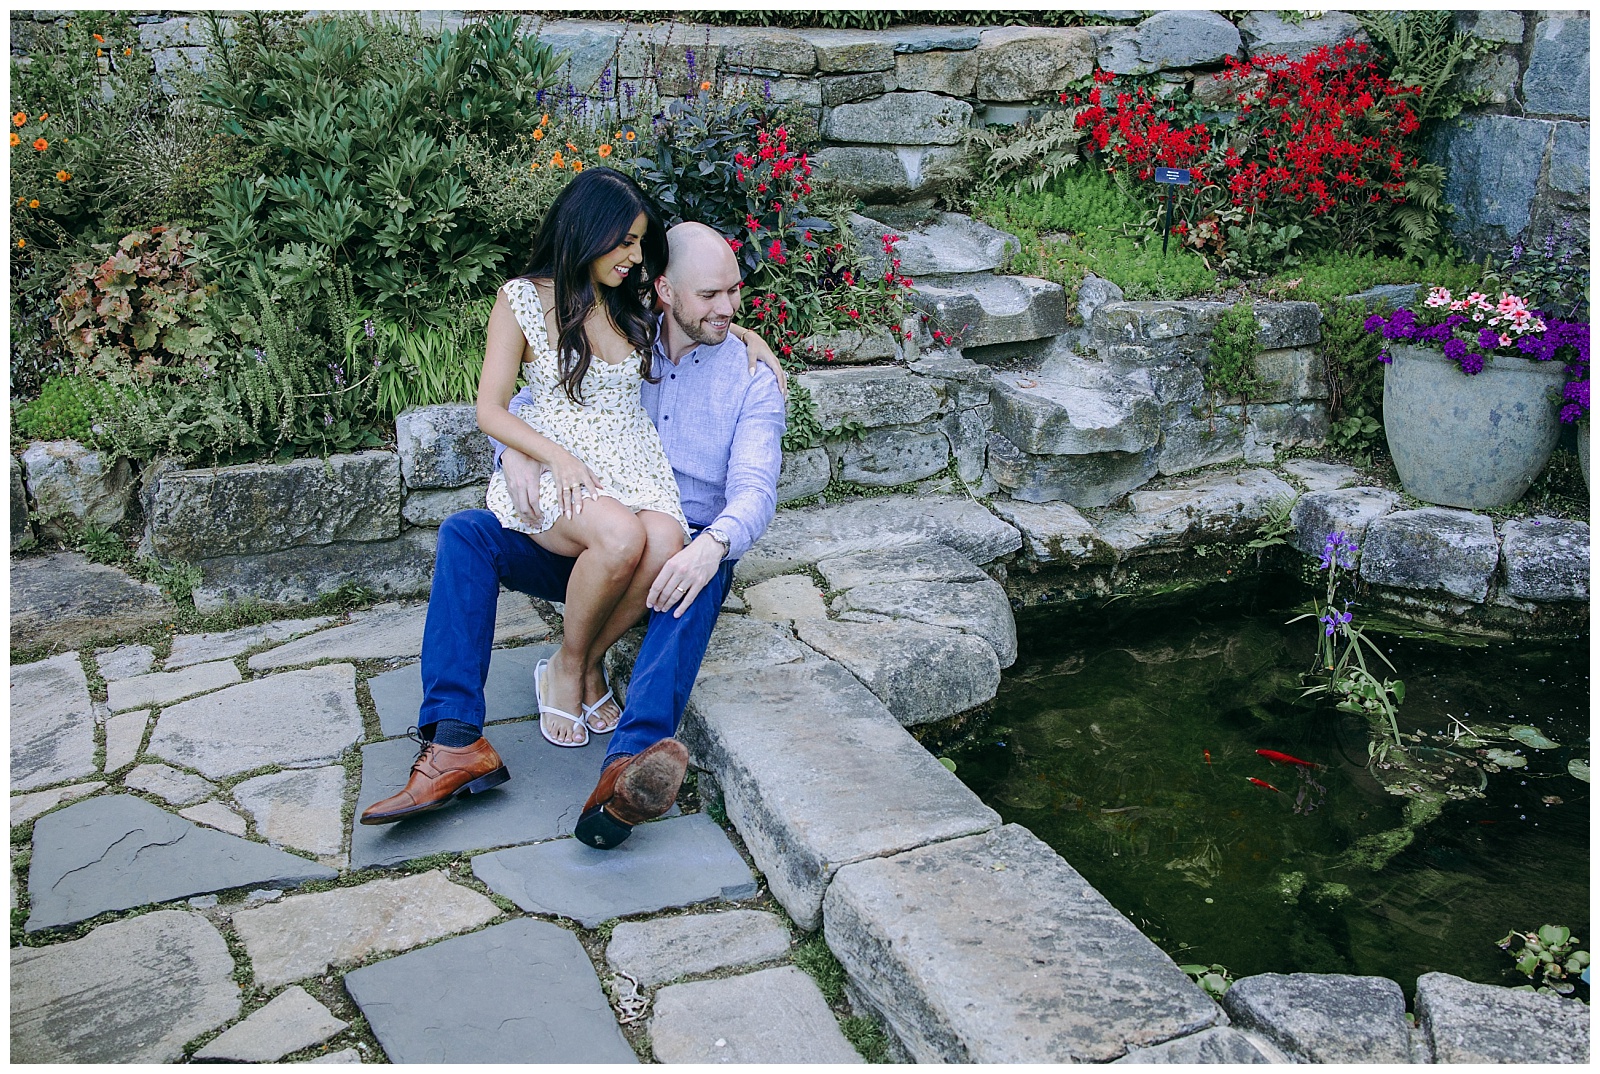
[1460,351,1485,375]
[1364,312,1386,333]
[1477,327,1500,350]
[1442,337,1467,363]
[1377,349,1392,364]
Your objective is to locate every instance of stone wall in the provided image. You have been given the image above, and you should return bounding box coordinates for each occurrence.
[13,8,1583,251]
[1430,11,1590,259]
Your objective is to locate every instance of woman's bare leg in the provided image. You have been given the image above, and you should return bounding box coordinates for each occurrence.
[580,511,686,731]
[529,497,647,743]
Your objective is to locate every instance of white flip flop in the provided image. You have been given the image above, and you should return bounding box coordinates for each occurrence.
[582,664,619,735]
[536,658,588,748]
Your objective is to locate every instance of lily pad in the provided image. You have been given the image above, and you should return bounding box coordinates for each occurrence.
[1484,748,1528,768]
[1569,758,1590,783]
[1508,725,1558,749]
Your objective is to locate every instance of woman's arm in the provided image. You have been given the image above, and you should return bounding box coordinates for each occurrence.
[476,292,600,517]
[729,323,789,397]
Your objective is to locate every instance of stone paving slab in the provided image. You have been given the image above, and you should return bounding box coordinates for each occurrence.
[1115,1026,1275,1063]
[194,985,348,1062]
[106,658,243,713]
[11,909,240,1063]
[822,823,1221,1062]
[102,709,149,773]
[366,642,557,738]
[166,616,337,668]
[307,1047,363,1062]
[96,642,155,680]
[795,617,1001,725]
[473,812,756,927]
[650,965,864,1064]
[25,794,337,932]
[350,720,638,868]
[235,765,348,857]
[1221,971,1411,1063]
[180,800,248,836]
[10,781,105,827]
[736,494,1021,583]
[232,870,501,989]
[1280,458,1360,492]
[248,594,549,671]
[10,551,172,649]
[680,659,1000,931]
[743,573,830,621]
[10,651,97,792]
[125,761,218,806]
[815,538,990,589]
[149,663,363,779]
[841,576,1017,667]
[1415,970,1591,1064]
[606,908,793,988]
[344,918,637,1064]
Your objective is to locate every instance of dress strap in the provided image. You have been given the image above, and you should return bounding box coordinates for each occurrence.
[501,277,554,357]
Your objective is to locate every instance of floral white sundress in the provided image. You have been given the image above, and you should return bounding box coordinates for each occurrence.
[485,278,689,541]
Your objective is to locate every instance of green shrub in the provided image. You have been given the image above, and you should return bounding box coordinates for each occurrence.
[1267,249,1482,305]
[363,296,495,417]
[12,375,94,442]
[199,14,564,321]
[573,11,1120,30]
[1318,298,1389,460]
[52,226,220,380]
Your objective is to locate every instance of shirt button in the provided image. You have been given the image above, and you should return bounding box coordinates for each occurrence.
[670,374,675,379]
[663,415,669,421]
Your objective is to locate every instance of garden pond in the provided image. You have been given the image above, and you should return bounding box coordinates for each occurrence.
[944,580,1590,999]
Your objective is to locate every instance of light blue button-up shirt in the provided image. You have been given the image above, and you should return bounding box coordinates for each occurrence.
[493,318,786,560]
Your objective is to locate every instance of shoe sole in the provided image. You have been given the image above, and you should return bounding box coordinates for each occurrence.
[573,744,688,849]
[358,765,511,825]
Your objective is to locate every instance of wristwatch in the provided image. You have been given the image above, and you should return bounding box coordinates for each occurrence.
[704,526,732,559]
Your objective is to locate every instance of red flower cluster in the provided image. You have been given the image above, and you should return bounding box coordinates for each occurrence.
[731,124,815,275]
[1070,39,1426,255]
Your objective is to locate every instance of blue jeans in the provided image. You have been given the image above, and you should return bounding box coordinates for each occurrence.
[418,509,734,769]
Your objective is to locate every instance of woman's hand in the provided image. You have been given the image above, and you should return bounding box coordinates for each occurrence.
[546,447,603,519]
[501,447,546,528]
[732,324,789,397]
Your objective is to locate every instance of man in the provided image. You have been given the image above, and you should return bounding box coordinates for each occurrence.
[360,222,785,849]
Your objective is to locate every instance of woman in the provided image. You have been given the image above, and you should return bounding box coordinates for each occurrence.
[478,167,780,747]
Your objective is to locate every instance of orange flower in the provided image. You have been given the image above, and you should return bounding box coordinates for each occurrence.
[96,48,104,57]
[700,80,711,91]
[572,160,584,173]
[93,32,104,42]
[12,111,26,127]
[597,143,612,158]
[550,150,565,168]
[32,138,47,151]
[55,170,70,181]
[9,133,19,147]
[124,48,131,55]
[539,114,549,127]
[16,238,24,249]
[28,199,39,208]
[528,161,539,172]
[614,130,622,140]
[566,141,577,152]
[37,112,47,120]
[625,131,636,142]
[531,128,543,140]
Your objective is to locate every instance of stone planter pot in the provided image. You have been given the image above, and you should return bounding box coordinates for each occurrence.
[1578,418,1590,489]
[1382,344,1566,509]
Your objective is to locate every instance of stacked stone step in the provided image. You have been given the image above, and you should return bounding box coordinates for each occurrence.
[987,299,1329,507]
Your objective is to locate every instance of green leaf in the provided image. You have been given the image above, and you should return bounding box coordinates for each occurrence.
[937,757,957,773]
[1508,725,1558,750]
[1568,758,1590,783]
[1539,925,1571,947]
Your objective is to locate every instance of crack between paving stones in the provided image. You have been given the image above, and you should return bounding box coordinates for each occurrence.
[48,825,187,890]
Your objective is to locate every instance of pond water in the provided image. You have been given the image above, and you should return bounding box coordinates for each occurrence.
[945,582,1590,1000]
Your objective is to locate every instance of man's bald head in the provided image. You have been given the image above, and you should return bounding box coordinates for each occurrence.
[657,222,744,354]
[664,222,739,287]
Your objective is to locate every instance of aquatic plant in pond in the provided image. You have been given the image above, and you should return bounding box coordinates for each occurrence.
[1497,924,1591,997]
[1291,531,1405,761]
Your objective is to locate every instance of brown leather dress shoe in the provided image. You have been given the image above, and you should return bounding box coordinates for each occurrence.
[359,734,509,825]
[573,738,689,849]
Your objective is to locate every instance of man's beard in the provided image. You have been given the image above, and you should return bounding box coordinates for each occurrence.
[671,303,729,347]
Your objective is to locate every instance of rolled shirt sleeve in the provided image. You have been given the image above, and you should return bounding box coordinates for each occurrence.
[489,385,537,470]
[707,367,786,560]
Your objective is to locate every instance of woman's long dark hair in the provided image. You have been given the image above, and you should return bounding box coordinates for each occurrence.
[519,167,667,404]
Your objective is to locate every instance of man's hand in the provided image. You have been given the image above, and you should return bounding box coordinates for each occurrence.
[647,533,724,618]
[501,447,546,528]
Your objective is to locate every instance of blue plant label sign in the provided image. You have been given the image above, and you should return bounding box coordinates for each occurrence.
[1154,167,1191,185]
